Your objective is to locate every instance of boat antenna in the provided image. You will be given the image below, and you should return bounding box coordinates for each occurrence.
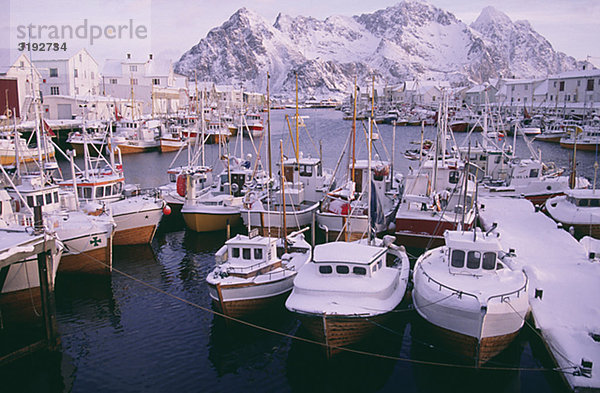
[294,72,299,163]
[351,76,357,183]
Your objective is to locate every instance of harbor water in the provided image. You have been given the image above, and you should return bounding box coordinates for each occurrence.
[2,108,585,393]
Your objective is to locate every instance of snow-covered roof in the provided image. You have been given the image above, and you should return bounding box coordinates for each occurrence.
[31,48,97,65]
[145,59,172,77]
[564,189,600,199]
[102,59,124,77]
[444,230,502,253]
[313,242,386,265]
[225,233,274,247]
[465,84,492,94]
[551,69,600,79]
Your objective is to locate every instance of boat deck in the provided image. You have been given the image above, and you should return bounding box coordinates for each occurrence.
[479,197,600,392]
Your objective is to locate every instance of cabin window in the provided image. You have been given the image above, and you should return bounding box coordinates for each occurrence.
[353,267,367,276]
[482,252,496,270]
[83,187,92,199]
[242,248,251,260]
[336,265,349,274]
[27,195,34,207]
[254,248,263,260]
[53,191,59,203]
[319,265,332,274]
[529,169,539,178]
[232,247,240,258]
[36,194,44,206]
[105,185,112,196]
[591,199,600,207]
[96,187,104,198]
[579,199,589,207]
[113,182,122,195]
[45,193,52,204]
[378,259,383,269]
[169,173,177,182]
[317,163,322,177]
[451,250,465,268]
[449,170,460,184]
[284,166,294,182]
[495,156,501,164]
[299,164,313,177]
[467,251,481,269]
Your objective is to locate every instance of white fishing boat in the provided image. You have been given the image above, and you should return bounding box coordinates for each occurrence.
[412,229,529,365]
[545,189,600,238]
[285,236,410,356]
[244,112,264,139]
[560,123,600,151]
[111,119,161,154]
[207,230,311,317]
[0,130,55,166]
[59,128,166,245]
[0,189,63,324]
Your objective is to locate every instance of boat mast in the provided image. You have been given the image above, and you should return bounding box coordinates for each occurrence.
[130,73,135,121]
[267,72,272,180]
[12,113,20,177]
[351,77,357,183]
[294,73,299,163]
[368,75,374,243]
[280,140,288,253]
[569,127,579,189]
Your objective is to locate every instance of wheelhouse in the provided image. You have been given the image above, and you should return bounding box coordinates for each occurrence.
[445,230,504,276]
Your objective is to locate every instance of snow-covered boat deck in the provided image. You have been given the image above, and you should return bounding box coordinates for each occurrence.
[479,197,600,392]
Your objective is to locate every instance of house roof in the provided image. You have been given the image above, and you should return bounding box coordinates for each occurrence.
[550,68,600,79]
[31,48,98,65]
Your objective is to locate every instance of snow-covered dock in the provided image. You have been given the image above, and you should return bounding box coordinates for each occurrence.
[479,197,600,392]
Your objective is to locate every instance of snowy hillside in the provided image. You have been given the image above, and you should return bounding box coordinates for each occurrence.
[174,0,578,97]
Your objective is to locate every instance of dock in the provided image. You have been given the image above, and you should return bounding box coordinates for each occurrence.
[479,197,600,392]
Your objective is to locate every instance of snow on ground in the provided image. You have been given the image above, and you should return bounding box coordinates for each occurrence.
[479,197,600,391]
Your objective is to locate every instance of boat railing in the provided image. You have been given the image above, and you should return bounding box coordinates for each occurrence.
[419,263,529,304]
[418,264,479,301]
[228,259,278,274]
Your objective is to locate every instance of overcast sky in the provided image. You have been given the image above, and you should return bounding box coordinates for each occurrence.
[2,0,599,67]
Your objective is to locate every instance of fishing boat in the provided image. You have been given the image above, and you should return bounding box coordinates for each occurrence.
[0,130,55,166]
[207,230,311,317]
[111,119,161,154]
[66,121,107,156]
[5,174,115,275]
[0,189,63,324]
[240,75,335,236]
[317,159,400,241]
[244,112,264,138]
[159,125,187,152]
[285,236,410,356]
[182,155,268,232]
[545,189,600,238]
[559,124,600,151]
[412,229,529,365]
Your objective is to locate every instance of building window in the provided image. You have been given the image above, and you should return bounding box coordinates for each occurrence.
[50,86,59,95]
[74,69,78,78]
[559,81,565,91]
[91,72,95,80]
[130,65,137,72]
[577,80,581,87]
[152,78,160,85]
[131,79,138,85]
[524,85,528,91]
[49,68,58,77]
[553,81,557,87]
[79,54,82,62]
[19,61,24,68]
[75,87,79,94]
[550,95,553,101]
[524,97,528,103]
[511,86,515,91]
[587,79,594,91]
[110,79,117,84]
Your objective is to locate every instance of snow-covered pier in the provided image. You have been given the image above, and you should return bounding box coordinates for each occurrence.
[479,197,600,392]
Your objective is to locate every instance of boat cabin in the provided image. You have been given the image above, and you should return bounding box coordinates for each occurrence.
[215,234,278,270]
[11,175,61,214]
[444,230,504,276]
[280,155,324,203]
[312,242,387,278]
[563,190,600,208]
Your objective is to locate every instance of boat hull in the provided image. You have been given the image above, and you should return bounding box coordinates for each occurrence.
[394,217,467,249]
[112,205,163,245]
[114,143,159,154]
[298,313,388,357]
[207,276,295,318]
[159,139,185,152]
[241,203,319,234]
[59,234,112,275]
[560,142,600,151]
[183,211,241,232]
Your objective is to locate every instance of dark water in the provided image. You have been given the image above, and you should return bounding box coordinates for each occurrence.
[2,109,579,393]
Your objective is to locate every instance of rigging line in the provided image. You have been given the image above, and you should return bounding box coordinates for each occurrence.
[506,301,578,369]
[64,242,563,373]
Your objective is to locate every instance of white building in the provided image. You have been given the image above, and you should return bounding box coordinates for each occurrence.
[33,48,99,98]
[101,53,189,117]
[464,83,497,108]
[495,78,545,110]
[0,51,42,119]
[545,68,600,116]
[40,95,142,121]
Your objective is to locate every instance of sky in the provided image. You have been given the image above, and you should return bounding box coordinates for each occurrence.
[1,0,599,68]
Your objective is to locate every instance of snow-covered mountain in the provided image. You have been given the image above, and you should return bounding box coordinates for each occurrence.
[174,0,578,97]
